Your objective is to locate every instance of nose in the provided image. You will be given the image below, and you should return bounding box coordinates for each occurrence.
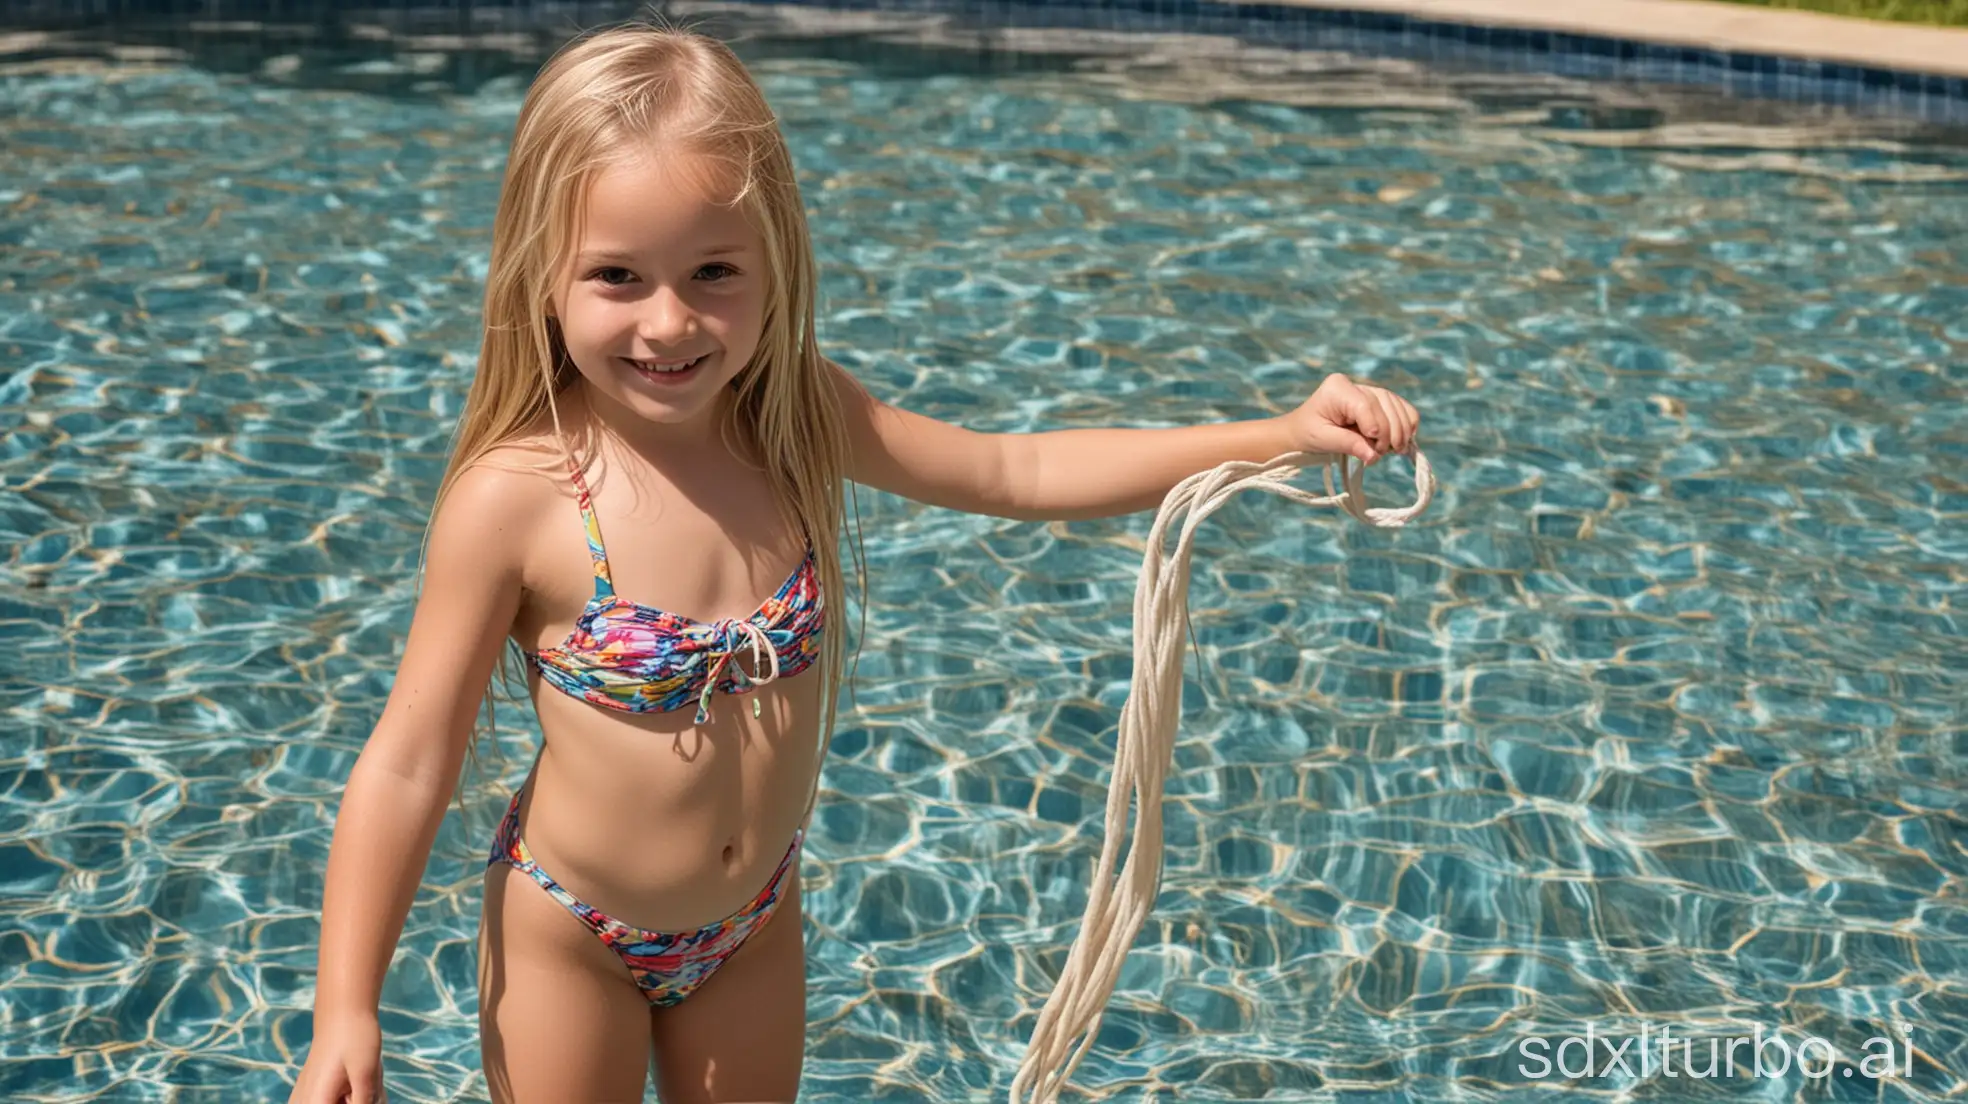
[636,282,699,346]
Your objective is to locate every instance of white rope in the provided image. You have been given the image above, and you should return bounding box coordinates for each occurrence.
[1010,446,1437,1103]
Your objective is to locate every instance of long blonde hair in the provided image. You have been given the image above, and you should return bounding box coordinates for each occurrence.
[428,17,865,829]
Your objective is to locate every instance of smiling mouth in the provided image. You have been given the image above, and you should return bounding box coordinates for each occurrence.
[623,354,707,376]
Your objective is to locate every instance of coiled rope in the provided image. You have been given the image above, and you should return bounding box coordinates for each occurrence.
[1011,446,1437,1103]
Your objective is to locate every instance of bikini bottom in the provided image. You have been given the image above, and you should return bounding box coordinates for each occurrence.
[486,786,803,1007]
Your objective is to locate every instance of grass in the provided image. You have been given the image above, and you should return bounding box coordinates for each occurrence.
[1706,0,1968,26]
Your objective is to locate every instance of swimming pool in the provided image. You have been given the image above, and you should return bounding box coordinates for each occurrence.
[2,12,1965,1103]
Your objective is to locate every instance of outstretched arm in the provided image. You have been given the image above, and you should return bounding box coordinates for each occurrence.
[828,359,1419,522]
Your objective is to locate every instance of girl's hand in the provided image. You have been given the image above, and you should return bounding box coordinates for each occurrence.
[289,1011,385,1104]
[1284,373,1420,466]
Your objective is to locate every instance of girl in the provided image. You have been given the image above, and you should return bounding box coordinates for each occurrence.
[289,19,1419,1104]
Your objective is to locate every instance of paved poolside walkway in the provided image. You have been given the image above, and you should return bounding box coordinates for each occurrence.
[1268,0,1968,76]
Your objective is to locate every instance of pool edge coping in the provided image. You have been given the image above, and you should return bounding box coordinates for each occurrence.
[1252,0,1968,78]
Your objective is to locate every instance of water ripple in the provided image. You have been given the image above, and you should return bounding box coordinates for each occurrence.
[2,11,1966,1104]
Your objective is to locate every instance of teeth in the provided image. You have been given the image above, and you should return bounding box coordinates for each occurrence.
[633,356,700,373]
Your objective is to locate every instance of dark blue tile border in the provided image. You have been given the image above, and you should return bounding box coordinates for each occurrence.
[825,0,1968,123]
[742,0,1968,124]
[4,0,1965,124]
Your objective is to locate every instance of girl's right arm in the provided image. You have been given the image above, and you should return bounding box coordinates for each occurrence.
[299,462,533,1070]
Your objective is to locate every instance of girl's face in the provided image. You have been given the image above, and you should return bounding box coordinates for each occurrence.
[551,152,768,433]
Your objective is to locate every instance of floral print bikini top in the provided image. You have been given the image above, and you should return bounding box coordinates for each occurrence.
[527,457,824,724]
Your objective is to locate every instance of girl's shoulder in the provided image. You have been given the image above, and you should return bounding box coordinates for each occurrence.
[430,420,578,581]
[446,439,566,508]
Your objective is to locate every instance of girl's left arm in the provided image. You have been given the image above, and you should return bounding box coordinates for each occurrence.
[827,359,1420,522]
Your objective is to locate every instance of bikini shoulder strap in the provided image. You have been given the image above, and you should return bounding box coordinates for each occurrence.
[564,454,615,599]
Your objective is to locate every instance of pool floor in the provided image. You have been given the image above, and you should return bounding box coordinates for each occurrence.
[1,18,1965,1103]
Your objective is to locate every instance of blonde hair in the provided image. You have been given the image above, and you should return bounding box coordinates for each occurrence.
[428,16,865,830]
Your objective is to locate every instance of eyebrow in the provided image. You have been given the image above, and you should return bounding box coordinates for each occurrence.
[578,245,748,264]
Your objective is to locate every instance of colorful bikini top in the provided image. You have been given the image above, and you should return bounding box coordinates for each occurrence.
[527,457,825,723]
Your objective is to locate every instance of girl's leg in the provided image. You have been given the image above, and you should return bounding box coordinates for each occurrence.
[647,877,807,1103]
[478,861,655,1103]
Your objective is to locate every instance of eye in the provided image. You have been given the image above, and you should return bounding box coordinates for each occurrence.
[589,266,634,286]
[697,262,739,282]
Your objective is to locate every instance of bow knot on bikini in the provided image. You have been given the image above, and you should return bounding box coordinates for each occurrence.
[695,618,783,724]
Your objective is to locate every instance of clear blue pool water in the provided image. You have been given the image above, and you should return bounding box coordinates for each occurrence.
[2,22,1966,1104]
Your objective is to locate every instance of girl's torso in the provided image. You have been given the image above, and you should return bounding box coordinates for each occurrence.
[494,425,823,932]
